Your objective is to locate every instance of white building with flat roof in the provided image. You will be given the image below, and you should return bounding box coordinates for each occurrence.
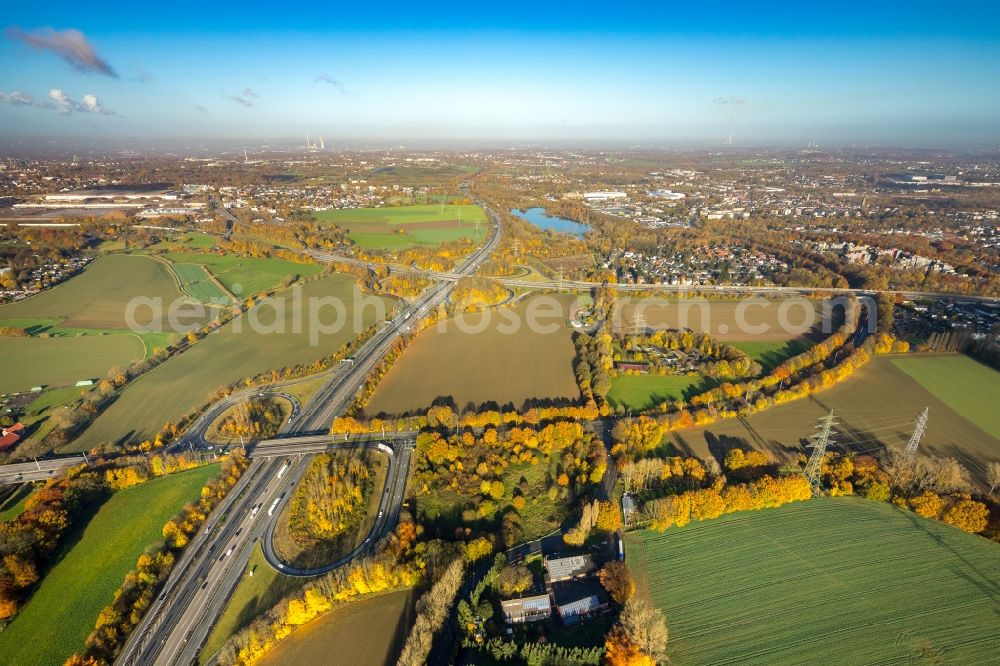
[583,191,627,202]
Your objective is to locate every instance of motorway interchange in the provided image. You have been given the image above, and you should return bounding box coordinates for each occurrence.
[114,193,501,665]
[0,188,991,664]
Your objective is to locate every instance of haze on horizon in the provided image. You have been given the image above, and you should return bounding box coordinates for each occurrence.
[1,0,999,147]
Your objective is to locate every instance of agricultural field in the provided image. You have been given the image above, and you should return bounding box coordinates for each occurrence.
[315,204,487,249]
[0,254,195,390]
[365,295,580,415]
[72,275,393,451]
[626,497,1000,665]
[0,334,146,392]
[147,231,219,251]
[614,297,827,342]
[113,231,220,254]
[606,375,710,413]
[257,590,414,666]
[171,262,233,304]
[0,254,196,330]
[0,464,219,666]
[160,252,322,296]
[890,355,1000,436]
[662,354,1000,487]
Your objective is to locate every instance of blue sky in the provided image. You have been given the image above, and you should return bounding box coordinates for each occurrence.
[1,1,999,145]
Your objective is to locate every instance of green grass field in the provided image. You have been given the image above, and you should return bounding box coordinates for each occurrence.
[606,375,709,412]
[891,355,1000,436]
[150,232,219,251]
[160,253,322,296]
[25,386,88,412]
[171,262,232,304]
[730,339,811,371]
[315,204,487,249]
[72,276,393,450]
[0,464,219,666]
[0,334,146,392]
[0,484,34,521]
[626,497,1000,665]
[257,590,414,666]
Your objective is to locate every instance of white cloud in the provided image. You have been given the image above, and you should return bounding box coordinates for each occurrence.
[0,91,35,106]
[30,88,116,115]
[49,88,71,113]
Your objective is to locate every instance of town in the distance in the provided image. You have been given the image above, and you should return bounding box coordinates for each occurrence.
[1,5,999,666]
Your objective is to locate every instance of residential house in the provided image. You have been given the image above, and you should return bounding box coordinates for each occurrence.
[551,580,611,625]
[544,553,596,584]
[500,592,553,624]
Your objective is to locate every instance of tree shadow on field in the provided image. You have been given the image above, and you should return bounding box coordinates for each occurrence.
[383,590,417,666]
[661,432,694,457]
[520,396,580,412]
[112,428,138,449]
[232,593,265,636]
[899,509,1000,602]
[704,431,751,464]
[430,395,458,411]
[16,493,110,608]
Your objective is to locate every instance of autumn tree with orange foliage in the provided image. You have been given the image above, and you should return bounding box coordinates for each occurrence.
[598,561,635,605]
[0,467,104,621]
[644,475,812,531]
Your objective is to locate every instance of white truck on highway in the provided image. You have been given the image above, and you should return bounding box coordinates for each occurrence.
[267,494,284,517]
[276,459,291,479]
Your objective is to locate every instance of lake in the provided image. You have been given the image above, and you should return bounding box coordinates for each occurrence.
[510,207,589,237]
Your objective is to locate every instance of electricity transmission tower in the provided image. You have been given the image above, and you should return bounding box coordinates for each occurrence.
[904,408,929,460]
[803,411,836,493]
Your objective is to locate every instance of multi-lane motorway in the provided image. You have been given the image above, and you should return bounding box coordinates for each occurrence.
[0,454,87,484]
[116,191,501,665]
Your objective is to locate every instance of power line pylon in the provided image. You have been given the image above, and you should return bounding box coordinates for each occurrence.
[904,407,929,460]
[804,411,836,493]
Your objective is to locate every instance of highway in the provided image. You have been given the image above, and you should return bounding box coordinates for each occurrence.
[116,188,501,666]
[309,242,998,305]
[0,454,87,484]
[311,251,1000,304]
